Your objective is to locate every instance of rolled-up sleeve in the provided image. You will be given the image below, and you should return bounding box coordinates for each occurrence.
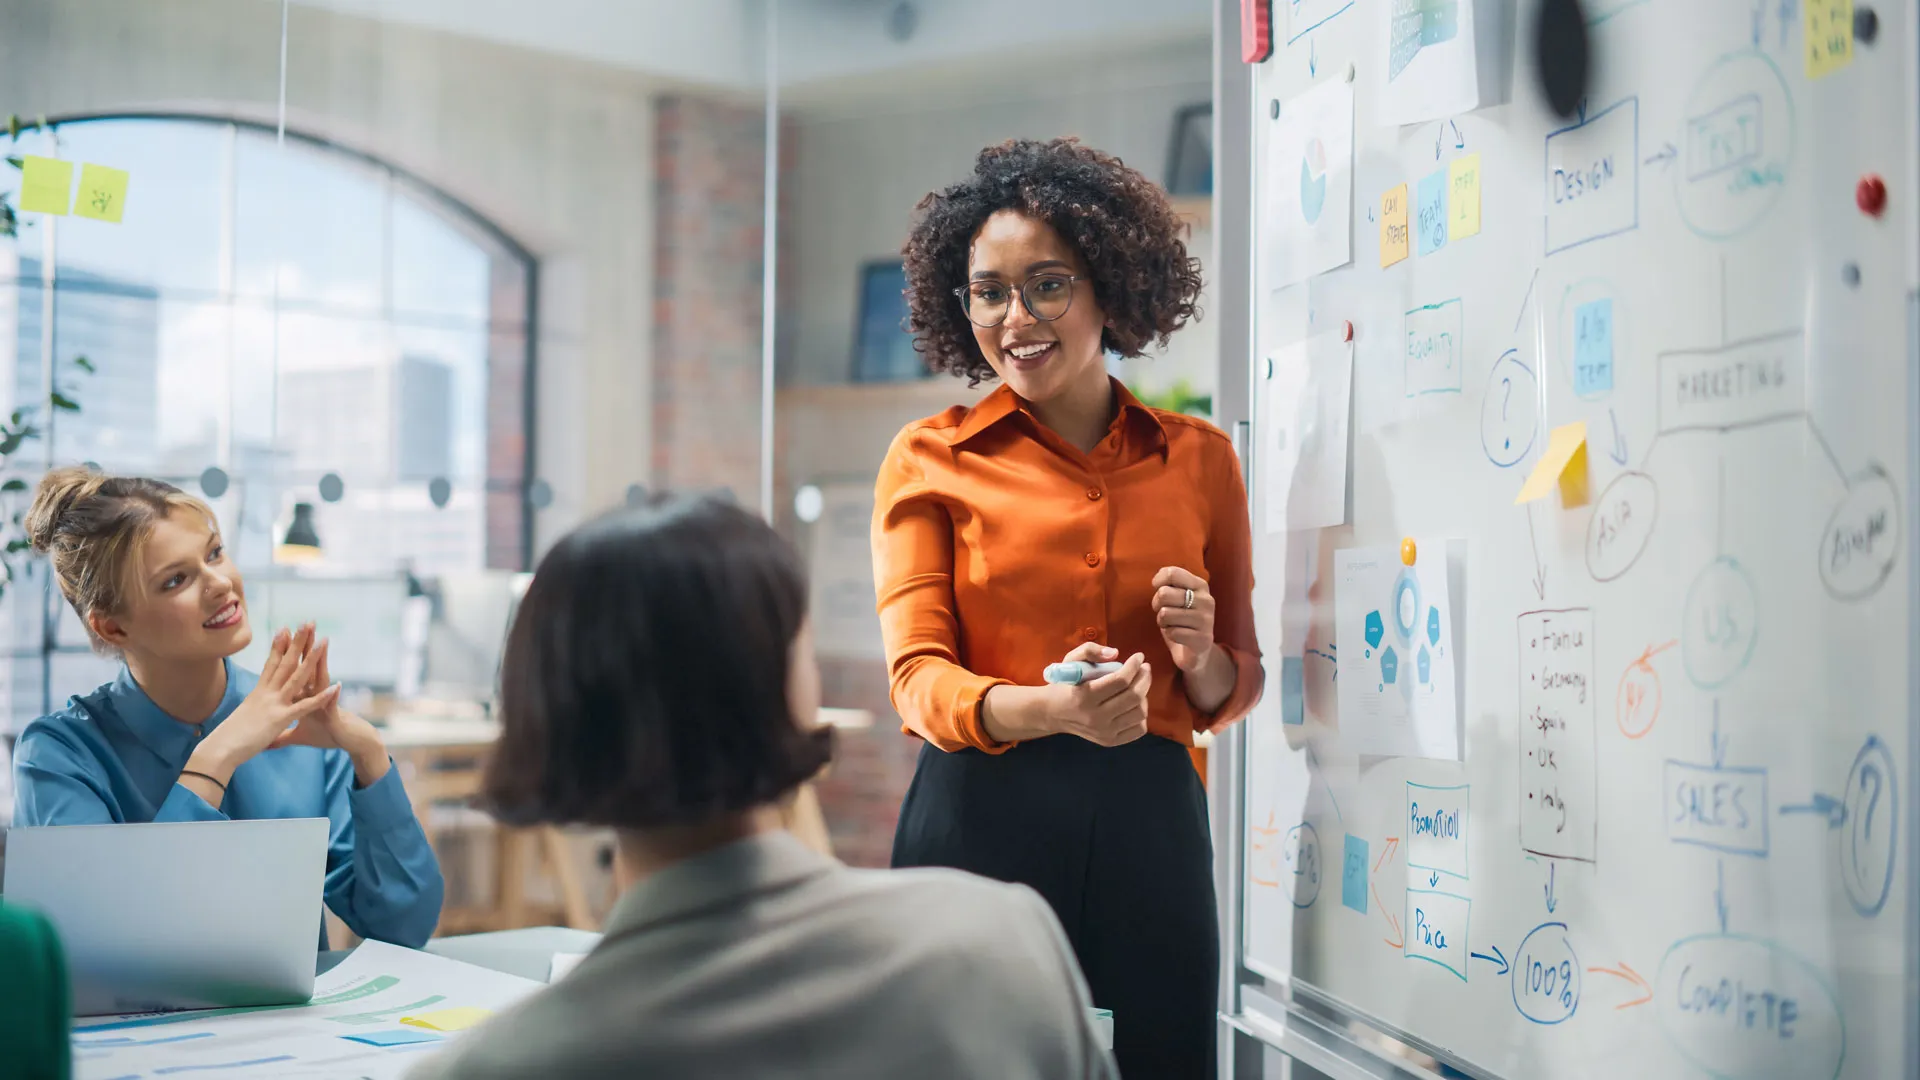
[1196,437,1264,732]
[321,755,445,947]
[872,428,1014,754]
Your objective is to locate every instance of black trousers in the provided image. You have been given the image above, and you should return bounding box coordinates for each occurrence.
[891,733,1219,1079]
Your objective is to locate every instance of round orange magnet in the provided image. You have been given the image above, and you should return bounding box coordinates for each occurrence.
[1400,537,1417,566]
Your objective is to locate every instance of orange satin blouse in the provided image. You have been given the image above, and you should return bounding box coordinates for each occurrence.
[871,378,1264,754]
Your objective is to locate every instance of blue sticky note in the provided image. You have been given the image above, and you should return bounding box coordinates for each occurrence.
[341,1029,444,1048]
[1342,834,1369,913]
[1416,170,1449,256]
[1281,657,1305,725]
[1573,298,1614,396]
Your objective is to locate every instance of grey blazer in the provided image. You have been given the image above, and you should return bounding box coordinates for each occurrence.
[407,831,1117,1079]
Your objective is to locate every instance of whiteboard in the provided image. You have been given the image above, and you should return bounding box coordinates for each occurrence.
[1237,2,1916,1078]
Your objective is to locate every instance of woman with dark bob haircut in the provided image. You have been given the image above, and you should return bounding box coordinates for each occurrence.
[875,138,1264,1077]
[409,495,1116,1080]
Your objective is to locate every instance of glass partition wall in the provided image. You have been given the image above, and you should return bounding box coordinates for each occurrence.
[0,0,1212,920]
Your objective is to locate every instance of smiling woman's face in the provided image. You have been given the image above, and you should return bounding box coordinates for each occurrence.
[89,508,252,662]
[966,210,1108,405]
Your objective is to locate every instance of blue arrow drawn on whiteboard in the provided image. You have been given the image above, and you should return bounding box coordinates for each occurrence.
[1715,859,1730,932]
[1710,700,1728,768]
[1607,409,1628,466]
[1309,37,1318,77]
[1471,946,1510,975]
[1429,871,1440,888]
[1544,862,1558,913]
[1780,793,1848,828]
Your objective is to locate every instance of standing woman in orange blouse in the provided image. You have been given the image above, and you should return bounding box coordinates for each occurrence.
[874,138,1263,1078]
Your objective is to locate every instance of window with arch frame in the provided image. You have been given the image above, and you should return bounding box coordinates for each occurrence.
[0,115,534,727]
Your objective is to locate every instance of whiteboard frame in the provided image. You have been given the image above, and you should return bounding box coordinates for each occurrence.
[1211,2,1920,1078]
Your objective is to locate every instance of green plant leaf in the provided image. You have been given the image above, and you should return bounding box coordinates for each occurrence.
[71,355,95,374]
[0,433,30,456]
[1,479,26,493]
[50,391,79,412]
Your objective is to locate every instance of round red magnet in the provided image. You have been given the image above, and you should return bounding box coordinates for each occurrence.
[1857,174,1888,218]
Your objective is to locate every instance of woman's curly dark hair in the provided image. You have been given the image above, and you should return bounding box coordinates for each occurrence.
[902,137,1203,386]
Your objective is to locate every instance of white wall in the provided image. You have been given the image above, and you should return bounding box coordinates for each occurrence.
[781,36,1217,396]
[0,0,681,552]
[289,0,1210,93]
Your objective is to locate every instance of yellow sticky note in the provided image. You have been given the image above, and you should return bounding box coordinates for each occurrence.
[1805,0,1853,79]
[1514,421,1589,506]
[18,155,73,215]
[74,163,129,224]
[1380,184,1410,267]
[399,1006,493,1032]
[1448,153,1481,240]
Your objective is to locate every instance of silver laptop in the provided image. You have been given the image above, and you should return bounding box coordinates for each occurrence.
[3,817,329,1016]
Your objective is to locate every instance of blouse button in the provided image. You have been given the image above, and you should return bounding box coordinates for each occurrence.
[1083,627,1100,641]
[1085,553,1101,567]
[1086,488,1102,500]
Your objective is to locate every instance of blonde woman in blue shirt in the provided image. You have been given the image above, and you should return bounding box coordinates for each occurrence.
[10,468,444,948]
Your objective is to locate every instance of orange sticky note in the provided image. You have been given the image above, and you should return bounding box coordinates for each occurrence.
[1514,421,1589,506]
[1380,184,1410,267]
[74,163,129,223]
[19,156,73,215]
[399,1006,493,1032]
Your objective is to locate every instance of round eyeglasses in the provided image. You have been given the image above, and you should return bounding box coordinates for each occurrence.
[953,273,1084,328]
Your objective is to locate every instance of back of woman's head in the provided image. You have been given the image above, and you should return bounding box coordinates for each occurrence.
[24,466,216,638]
[483,494,833,829]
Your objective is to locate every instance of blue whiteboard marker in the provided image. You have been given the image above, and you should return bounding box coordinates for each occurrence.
[1043,661,1124,685]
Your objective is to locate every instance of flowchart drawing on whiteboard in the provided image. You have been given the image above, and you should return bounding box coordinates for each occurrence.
[1334,542,1460,760]
[1405,298,1464,397]
[1263,78,1354,289]
[1544,97,1639,255]
[1674,51,1794,240]
[1518,608,1598,863]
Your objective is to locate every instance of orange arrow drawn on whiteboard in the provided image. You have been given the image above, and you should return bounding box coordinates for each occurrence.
[1587,962,1652,1009]
[1373,884,1403,950]
[1374,837,1400,873]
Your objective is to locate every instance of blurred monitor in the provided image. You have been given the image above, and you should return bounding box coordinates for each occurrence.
[233,576,410,689]
[422,571,532,701]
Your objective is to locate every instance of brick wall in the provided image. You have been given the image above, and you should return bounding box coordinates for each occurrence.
[810,657,917,867]
[651,96,919,865]
[651,94,775,503]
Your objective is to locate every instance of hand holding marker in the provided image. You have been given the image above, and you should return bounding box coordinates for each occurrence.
[1044,660,1125,684]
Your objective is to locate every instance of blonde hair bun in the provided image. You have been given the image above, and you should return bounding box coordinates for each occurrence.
[25,465,108,555]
